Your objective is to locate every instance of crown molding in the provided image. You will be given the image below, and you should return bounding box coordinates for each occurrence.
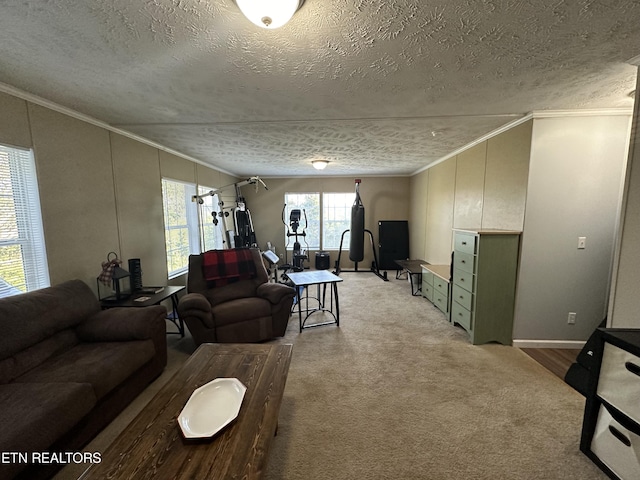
[411,113,533,176]
[411,107,635,176]
[627,54,640,66]
[0,82,237,178]
[532,107,633,118]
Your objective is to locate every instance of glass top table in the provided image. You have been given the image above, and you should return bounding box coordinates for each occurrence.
[285,270,343,332]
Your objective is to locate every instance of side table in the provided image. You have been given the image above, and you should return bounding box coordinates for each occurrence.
[285,270,343,332]
[100,286,186,337]
[394,259,427,296]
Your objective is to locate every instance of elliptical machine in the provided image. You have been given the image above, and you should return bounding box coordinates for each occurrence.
[282,204,309,273]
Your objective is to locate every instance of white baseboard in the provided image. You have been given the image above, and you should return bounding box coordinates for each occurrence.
[513,339,586,349]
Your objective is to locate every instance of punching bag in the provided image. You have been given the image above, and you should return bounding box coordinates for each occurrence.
[349,179,365,262]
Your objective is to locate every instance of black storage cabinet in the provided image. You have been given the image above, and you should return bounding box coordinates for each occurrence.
[378,220,409,271]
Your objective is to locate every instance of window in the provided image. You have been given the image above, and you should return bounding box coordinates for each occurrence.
[161,178,199,278]
[322,192,355,249]
[284,193,320,250]
[282,192,356,252]
[0,144,49,298]
[197,186,225,252]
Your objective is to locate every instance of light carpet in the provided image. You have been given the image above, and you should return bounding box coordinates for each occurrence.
[263,272,605,480]
[56,271,605,479]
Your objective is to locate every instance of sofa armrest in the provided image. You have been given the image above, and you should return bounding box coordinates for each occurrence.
[257,282,296,305]
[177,293,215,329]
[76,305,167,342]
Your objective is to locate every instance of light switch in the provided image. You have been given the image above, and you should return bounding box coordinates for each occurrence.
[578,237,586,249]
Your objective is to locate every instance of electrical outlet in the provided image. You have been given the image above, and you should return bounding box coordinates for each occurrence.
[568,312,576,325]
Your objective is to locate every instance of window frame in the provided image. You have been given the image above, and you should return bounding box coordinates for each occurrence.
[161,178,199,279]
[197,186,225,252]
[283,192,321,251]
[282,191,356,252]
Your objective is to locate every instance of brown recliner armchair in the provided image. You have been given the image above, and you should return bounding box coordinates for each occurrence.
[178,248,296,345]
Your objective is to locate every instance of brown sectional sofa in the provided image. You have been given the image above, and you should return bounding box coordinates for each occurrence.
[0,280,168,479]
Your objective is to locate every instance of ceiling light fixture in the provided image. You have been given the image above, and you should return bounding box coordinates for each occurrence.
[235,0,305,29]
[312,160,329,170]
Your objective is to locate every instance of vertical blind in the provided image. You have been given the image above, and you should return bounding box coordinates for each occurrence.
[0,144,50,297]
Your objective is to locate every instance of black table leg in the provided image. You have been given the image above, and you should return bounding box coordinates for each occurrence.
[333,281,340,327]
[170,293,185,337]
[298,288,303,333]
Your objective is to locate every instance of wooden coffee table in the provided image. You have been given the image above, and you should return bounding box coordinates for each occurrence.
[80,343,293,480]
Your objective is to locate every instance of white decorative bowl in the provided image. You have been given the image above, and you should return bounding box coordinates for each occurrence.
[177,377,247,438]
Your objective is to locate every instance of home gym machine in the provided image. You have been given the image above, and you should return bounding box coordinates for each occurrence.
[192,176,268,249]
[333,179,387,281]
[281,204,309,272]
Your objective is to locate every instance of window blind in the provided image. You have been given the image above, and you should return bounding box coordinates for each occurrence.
[0,144,50,297]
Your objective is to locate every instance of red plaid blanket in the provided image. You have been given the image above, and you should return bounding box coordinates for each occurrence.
[202,248,257,286]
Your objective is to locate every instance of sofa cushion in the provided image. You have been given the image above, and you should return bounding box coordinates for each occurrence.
[0,329,79,384]
[0,382,96,479]
[76,305,168,342]
[0,280,99,360]
[14,340,156,399]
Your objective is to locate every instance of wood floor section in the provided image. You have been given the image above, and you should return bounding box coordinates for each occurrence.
[521,348,579,380]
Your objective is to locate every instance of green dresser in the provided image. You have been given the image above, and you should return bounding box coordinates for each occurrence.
[451,229,520,345]
[421,268,434,302]
[421,264,451,316]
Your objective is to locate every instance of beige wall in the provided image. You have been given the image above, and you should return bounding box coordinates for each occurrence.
[410,120,533,265]
[425,159,457,264]
[29,104,120,286]
[482,122,532,229]
[0,90,236,293]
[409,170,429,259]
[454,143,486,229]
[515,114,630,341]
[111,134,166,286]
[0,93,32,148]
[244,176,410,270]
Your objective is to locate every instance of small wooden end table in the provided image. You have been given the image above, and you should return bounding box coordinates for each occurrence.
[100,285,185,337]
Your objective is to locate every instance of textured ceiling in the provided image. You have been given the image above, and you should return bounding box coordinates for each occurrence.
[0,0,638,176]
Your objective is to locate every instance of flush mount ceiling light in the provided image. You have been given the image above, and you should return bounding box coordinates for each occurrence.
[235,0,305,29]
[312,160,329,170]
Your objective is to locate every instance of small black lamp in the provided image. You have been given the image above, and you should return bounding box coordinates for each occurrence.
[110,265,132,301]
[98,252,132,302]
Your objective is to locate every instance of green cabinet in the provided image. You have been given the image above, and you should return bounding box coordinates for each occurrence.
[421,264,450,316]
[451,229,520,345]
[421,268,434,301]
